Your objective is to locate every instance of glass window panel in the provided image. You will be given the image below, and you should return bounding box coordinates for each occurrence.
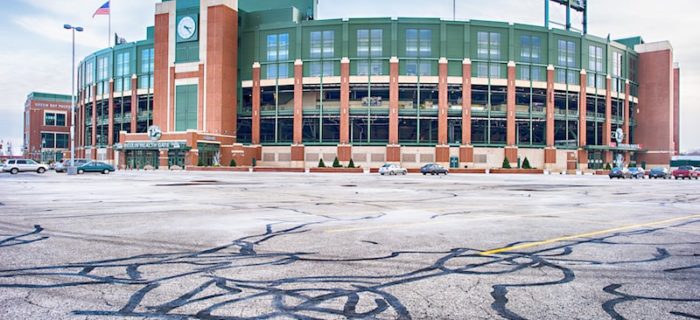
[370,29,382,57]
[357,29,369,57]
[322,31,334,58]
[278,34,289,60]
[406,29,418,57]
[310,31,322,58]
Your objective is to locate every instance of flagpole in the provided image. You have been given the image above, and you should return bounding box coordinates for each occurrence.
[108,4,111,47]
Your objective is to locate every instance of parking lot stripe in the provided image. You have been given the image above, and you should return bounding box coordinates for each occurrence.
[480,214,700,256]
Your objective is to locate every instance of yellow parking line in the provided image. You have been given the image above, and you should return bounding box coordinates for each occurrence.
[325,221,444,233]
[480,214,700,256]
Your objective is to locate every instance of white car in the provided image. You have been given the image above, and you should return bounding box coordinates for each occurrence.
[55,159,90,173]
[379,163,407,176]
[2,159,50,175]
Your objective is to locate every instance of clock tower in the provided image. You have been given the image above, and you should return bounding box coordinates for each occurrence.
[138,0,239,167]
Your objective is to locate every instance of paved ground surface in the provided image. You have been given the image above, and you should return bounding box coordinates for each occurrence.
[0,171,698,320]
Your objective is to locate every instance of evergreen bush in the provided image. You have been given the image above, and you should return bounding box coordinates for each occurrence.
[502,157,512,169]
[229,159,237,167]
[318,159,326,168]
[522,157,532,169]
[332,157,342,168]
[348,158,355,168]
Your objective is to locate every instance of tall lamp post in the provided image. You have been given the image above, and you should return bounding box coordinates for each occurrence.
[64,24,83,175]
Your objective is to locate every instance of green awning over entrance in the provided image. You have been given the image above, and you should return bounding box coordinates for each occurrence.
[584,145,645,152]
[115,141,190,150]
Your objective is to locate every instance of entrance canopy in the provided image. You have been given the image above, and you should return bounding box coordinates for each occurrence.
[584,144,645,152]
[115,141,190,151]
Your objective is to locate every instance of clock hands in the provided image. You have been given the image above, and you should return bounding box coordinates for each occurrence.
[184,25,192,33]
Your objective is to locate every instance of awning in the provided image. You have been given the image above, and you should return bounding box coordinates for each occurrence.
[115,141,190,151]
[585,144,645,152]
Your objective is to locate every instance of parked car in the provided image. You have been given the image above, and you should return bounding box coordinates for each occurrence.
[672,166,698,180]
[378,163,407,176]
[55,159,90,173]
[649,167,671,179]
[627,167,646,179]
[420,163,449,175]
[1,159,50,175]
[77,161,115,175]
[608,167,630,179]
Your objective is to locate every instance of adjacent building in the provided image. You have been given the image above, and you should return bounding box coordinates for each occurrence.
[24,92,73,163]
[70,0,681,170]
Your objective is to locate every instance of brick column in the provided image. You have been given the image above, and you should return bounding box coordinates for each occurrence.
[435,57,449,163]
[387,57,400,162]
[130,74,138,133]
[205,2,238,137]
[338,57,351,161]
[91,85,97,160]
[252,62,261,145]
[624,79,631,163]
[577,69,588,169]
[504,61,517,165]
[291,59,305,164]
[544,65,556,167]
[107,79,115,161]
[81,91,86,158]
[77,90,83,158]
[158,149,169,170]
[153,10,169,132]
[459,59,474,164]
[604,75,613,164]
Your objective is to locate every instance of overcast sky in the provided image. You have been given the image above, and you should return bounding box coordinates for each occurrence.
[0,0,697,154]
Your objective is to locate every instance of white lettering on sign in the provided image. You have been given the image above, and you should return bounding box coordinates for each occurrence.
[34,102,71,109]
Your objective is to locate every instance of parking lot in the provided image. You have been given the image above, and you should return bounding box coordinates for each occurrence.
[0,171,698,319]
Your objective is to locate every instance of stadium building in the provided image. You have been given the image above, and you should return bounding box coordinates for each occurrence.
[71,0,681,170]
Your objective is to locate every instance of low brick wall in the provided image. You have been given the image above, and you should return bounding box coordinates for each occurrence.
[490,168,544,174]
[310,168,364,173]
[253,167,306,173]
[450,168,487,174]
[185,166,250,172]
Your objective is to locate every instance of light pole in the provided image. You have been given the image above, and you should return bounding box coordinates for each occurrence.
[64,24,83,175]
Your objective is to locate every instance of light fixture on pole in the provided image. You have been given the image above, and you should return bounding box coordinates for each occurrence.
[64,24,83,175]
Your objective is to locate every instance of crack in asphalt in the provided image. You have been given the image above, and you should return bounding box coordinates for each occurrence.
[0,219,698,319]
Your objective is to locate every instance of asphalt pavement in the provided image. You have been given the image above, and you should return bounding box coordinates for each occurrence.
[0,171,698,319]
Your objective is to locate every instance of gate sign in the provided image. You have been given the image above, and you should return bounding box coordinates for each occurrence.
[116,141,188,150]
[615,128,624,144]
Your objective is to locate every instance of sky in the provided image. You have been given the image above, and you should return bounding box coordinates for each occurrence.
[0,0,697,155]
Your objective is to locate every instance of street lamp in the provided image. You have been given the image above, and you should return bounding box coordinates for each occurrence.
[64,24,83,175]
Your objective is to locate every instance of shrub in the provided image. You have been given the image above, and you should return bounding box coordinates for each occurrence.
[502,157,512,169]
[332,157,342,168]
[318,158,326,168]
[229,159,237,167]
[522,157,532,169]
[604,163,612,170]
[197,157,204,167]
[348,158,356,168]
[252,158,257,167]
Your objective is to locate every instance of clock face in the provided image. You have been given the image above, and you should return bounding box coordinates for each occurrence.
[177,16,196,40]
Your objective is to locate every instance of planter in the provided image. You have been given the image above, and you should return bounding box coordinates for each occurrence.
[490,168,544,174]
[309,167,364,173]
[252,167,305,173]
[186,166,250,172]
[594,170,611,175]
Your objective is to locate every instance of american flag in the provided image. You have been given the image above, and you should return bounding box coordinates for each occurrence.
[92,1,110,18]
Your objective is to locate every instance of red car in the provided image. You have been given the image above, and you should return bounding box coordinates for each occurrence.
[672,166,699,180]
